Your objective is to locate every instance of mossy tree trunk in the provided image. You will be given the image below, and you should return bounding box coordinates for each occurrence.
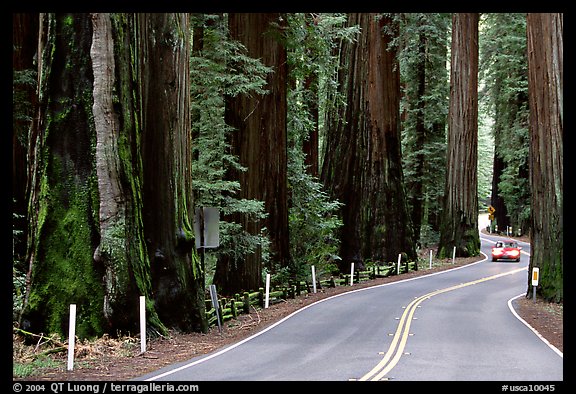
[24,13,106,338]
[23,13,206,338]
[137,13,207,332]
[91,13,170,334]
[526,13,563,302]
[438,13,480,258]
[321,13,416,270]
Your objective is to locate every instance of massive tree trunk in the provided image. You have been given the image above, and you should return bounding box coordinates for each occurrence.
[438,13,480,258]
[215,13,289,295]
[526,13,563,302]
[321,13,415,270]
[23,13,105,337]
[91,13,171,334]
[23,13,206,337]
[137,13,206,332]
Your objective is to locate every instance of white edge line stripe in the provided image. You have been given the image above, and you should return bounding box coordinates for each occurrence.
[507,293,563,359]
[145,253,488,381]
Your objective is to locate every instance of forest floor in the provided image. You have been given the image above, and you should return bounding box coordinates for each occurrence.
[13,241,562,381]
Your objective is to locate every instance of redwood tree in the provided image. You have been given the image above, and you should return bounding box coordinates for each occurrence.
[438,13,480,258]
[321,13,415,270]
[526,13,563,302]
[214,13,289,295]
[23,13,108,337]
[22,13,206,337]
[137,13,206,333]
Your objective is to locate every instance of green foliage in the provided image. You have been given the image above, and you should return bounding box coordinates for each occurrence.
[191,13,350,283]
[13,205,26,323]
[284,13,359,163]
[285,13,347,279]
[479,13,530,230]
[399,13,450,244]
[287,166,343,280]
[13,69,37,129]
[190,14,273,273]
[13,357,61,379]
[477,112,495,206]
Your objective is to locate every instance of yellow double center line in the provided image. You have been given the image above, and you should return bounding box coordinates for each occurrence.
[358,266,526,381]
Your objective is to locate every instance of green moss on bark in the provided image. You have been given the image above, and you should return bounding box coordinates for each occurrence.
[28,156,104,338]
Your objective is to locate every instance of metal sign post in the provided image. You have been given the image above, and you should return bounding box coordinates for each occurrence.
[194,206,220,290]
[209,284,222,333]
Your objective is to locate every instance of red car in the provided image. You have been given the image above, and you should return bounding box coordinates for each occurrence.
[491,240,521,262]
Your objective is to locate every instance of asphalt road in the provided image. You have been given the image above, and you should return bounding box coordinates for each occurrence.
[139,233,563,382]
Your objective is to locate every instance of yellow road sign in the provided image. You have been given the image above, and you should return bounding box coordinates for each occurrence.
[532,267,539,286]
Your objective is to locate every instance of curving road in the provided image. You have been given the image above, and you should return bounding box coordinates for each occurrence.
[139,233,562,382]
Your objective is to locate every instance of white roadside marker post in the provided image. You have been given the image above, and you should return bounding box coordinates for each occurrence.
[397,254,401,275]
[311,265,317,293]
[140,296,146,354]
[429,249,433,269]
[67,304,76,371]
[350,263,354,286]
[452,246,456,265]
[265,273,270,309]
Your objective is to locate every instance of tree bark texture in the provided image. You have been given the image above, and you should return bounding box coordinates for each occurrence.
[137,13,206,331]
[438,13,480,258]
[321,13,415,269]
[24,13,105,337]
[526,13,563,302]
[216,13,289,295]
[91,13,172,334]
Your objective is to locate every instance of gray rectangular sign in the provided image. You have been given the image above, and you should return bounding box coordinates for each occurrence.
[194,207,220,248]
